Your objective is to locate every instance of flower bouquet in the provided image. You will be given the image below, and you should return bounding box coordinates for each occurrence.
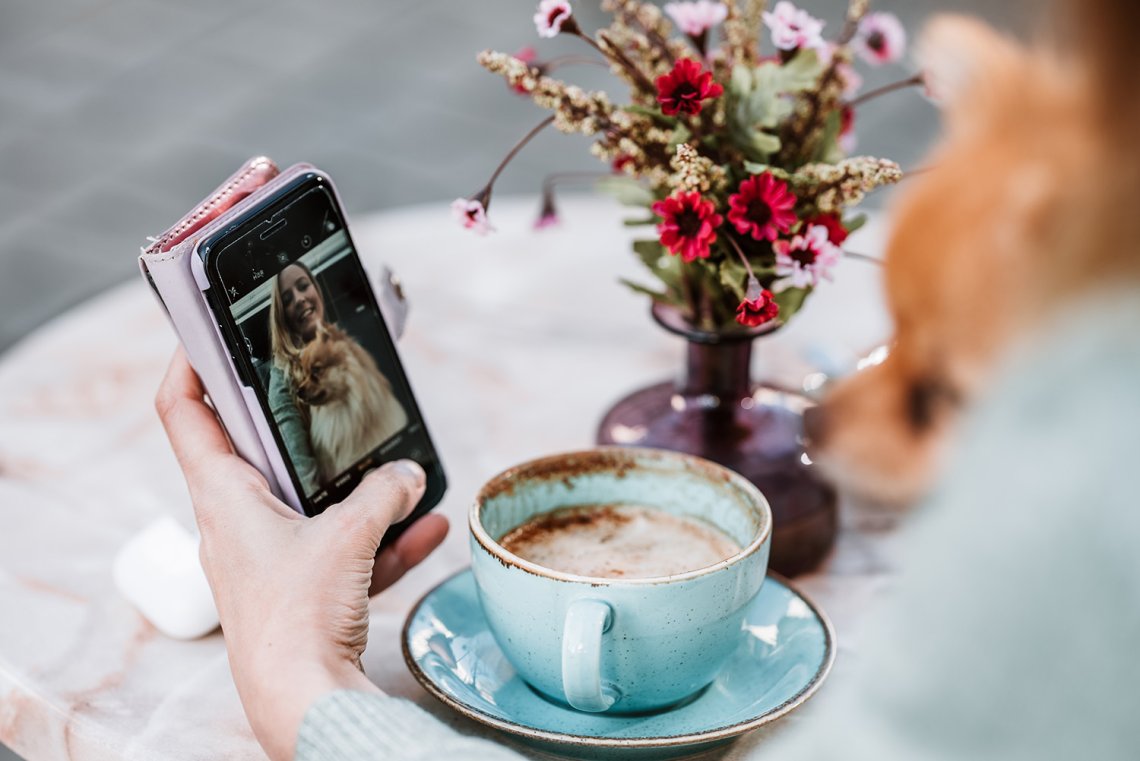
[455,0,923,575]
[455,0,916,334]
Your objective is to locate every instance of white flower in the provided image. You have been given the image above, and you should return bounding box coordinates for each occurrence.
[854,12,907,65]
[775,225,841,287]
[451,198,493,235]
[534,0,573,39]
[664,1,728,38]
[762,1,825,52]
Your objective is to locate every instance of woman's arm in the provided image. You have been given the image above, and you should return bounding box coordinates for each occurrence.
[268,365,321,495]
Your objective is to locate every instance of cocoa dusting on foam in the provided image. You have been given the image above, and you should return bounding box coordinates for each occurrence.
[499,504,740,580]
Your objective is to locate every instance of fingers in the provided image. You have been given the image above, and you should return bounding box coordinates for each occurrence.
[155,350,235,479]
[327,460,427,546]
[369,514,450,596]
[156,351,281,536]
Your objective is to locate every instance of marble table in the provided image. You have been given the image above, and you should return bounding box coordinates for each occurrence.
[0,196,899,760]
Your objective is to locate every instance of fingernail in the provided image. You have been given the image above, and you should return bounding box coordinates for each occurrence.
[389,459,426,487]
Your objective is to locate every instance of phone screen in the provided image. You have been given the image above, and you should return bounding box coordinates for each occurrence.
[200,174,445,520]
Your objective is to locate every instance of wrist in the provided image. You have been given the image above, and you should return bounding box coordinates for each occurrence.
[239,650,381,761]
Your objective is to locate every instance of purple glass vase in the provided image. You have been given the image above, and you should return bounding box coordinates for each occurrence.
[596,304,838,576]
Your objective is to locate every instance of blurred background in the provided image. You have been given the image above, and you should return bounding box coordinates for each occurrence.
[0,0,1031,757]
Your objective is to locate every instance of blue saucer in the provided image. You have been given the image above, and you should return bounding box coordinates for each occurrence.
[402,569,835,758]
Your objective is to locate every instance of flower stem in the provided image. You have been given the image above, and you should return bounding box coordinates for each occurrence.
[541,171,612,195]
[725,234,758,281]
[544,55,610,71]
[486,115,556,188]
[847,73,924,109]
[842,250,882,265]
[578,30,657,94]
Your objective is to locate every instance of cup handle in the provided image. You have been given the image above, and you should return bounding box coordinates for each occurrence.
[561,599,617,712]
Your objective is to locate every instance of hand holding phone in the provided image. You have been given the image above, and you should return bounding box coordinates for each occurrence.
[141,161,446,546]
[154,350,448,759]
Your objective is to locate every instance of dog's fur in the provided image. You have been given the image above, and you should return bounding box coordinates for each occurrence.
[811,2,1140,505]
[294,326,408,481]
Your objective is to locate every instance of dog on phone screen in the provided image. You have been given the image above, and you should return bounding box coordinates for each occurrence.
[808,3,1140,505]
[294,325,409,481]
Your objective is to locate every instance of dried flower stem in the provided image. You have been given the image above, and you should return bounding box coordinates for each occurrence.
[595,31,658,93]
[544,55,611,71]
[602,0,679,66]
[485,115,556,189]
[848,73,925,109]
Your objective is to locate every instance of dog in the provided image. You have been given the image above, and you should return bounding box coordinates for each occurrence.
[294,325,409,482]
[808,3,1140,505]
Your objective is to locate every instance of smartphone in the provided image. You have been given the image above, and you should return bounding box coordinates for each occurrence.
[194,170,446,542]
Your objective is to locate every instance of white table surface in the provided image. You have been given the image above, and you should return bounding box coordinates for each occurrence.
[0,195,900,760]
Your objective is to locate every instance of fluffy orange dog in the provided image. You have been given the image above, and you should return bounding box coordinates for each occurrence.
[295,325,408,482]
[810,1,1140,504]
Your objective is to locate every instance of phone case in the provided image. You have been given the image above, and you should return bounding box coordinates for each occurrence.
[140,159,407,513]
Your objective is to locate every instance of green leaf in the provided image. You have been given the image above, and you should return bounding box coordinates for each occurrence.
[742,162,793,180]
[843,213,868,235]
[719,260,748,300]
[623,105,678,127]
[729,64,754,98]
[777,48,824,92]
[725,50,824,163]
[619,278,669,301]
[774,286,812,322]
[668,123,692,149]
[632,239,664,269]
[596,176,655,208]
[622,216,657,227]
[813,109,844,163]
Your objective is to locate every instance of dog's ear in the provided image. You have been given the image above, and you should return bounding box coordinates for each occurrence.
[917,15,1026,120]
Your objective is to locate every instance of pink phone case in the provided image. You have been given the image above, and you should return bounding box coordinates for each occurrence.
[140,159,405,513]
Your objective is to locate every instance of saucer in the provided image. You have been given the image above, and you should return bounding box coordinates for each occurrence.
[402,569,835,758]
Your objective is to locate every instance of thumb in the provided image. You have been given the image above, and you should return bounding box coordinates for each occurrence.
[323,460,427,547]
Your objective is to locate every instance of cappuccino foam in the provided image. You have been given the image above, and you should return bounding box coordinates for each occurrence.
[499,503,740,579]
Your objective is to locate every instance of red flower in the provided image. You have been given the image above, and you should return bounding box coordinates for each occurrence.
[652,191,723,262]
[655,58,724,117]
[727,173,798,242]
[736,289,779,327]
[612,154,635,174]
[511,47,539,95]
[808,213,849,245]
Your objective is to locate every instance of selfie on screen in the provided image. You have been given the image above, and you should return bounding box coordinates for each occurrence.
[229,231,409,497]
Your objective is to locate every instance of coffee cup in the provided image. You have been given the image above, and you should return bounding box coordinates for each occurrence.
[470,447,771,714]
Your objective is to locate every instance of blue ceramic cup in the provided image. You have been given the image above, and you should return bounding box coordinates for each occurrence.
[470,447,771,714]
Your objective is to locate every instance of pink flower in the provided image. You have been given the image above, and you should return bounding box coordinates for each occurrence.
[807,213,849,245]
[664,1,728,37]
[727,173,798,242]
[854,12,906,65]
[652,191,723,263]
[762,1,825,52]
[534,192,560,230]
[656,58,724,117]
[534,0,573,38]
[736,288,780,327]
[451,197,493,235]
[775,225,842,287]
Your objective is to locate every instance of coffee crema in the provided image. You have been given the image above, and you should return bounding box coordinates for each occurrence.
[498,503,741,579]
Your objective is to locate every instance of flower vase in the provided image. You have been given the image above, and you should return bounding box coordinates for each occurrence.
[596,304,838,576]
